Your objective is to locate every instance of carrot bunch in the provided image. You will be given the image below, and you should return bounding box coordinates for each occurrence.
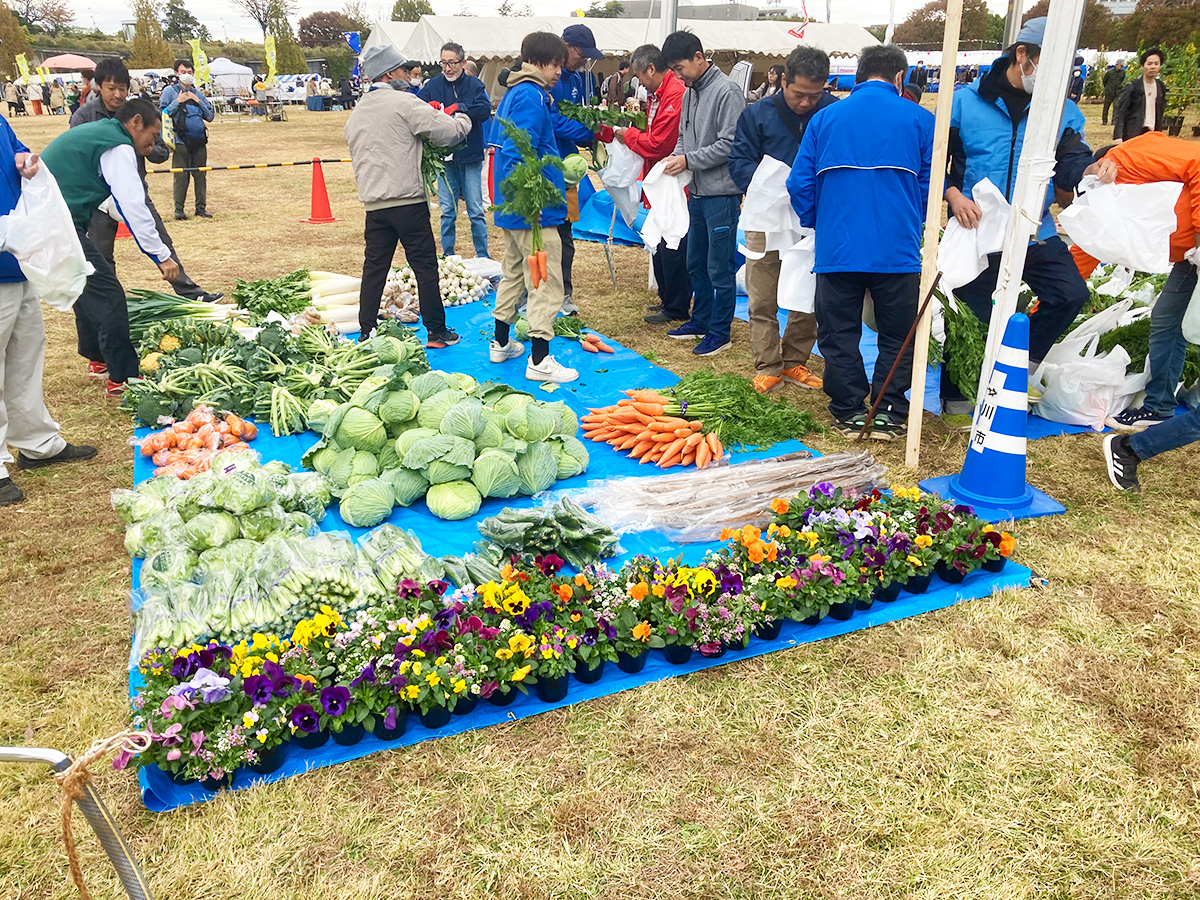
[579,333,614,353]
[581,390,724,469]
[139,406,259,479]
[526,248,549,289]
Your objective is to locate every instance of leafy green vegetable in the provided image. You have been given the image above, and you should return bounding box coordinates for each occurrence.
[493,118,564,252]
[339,478,396,528]
[516,441,558,495]
[662,371,821,450]
[335,407,388,454]
[477,498,619,570]
[942,295,987,403]
[472,449,522,499]
[425,480,482,520]
[232,269,312,324]
[1097,317,1199,385]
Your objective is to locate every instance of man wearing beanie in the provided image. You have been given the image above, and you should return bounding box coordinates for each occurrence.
[345,44,474,347]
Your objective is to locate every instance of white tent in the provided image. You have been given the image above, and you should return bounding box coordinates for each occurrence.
[361,20,420,57]
[208,57,254,94]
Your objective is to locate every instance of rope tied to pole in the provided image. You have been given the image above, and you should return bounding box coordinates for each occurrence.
[53,730,152,900]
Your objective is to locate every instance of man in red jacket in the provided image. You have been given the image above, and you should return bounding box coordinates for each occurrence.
[613,42,692,326]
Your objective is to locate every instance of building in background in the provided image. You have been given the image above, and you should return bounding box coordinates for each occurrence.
[1095,0,1137,16]
[608,1,760,22]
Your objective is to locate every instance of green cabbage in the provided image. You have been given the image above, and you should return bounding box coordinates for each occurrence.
[439,398,486,440]
[211,469,273,516]
[327,447,359,491]
[472,449,522,499]
[338,477,396,528]
[452,372,477,392]
[379,389,420,425]
[548,435,590,480]
[416,389,467,430]
[284,473,331,521]
[505,403,558,442]
[563,154,588,186]
[516,442,558,495]
[425,480,482,520]
[305,399,340,432]
[409,370,455,399]
[546,400,579,436]
[141,547,200,590]
[335,407,388,454]
[380,467,429,506]
[197,539,259,581]
[349,375,391,411]
[112,489,165,525]
[474,417,504,452]
[239,502,285,541]
[376,442,400,471]
[492,392,533,416]
[184,510,241,551]
[402,434,475,469]
[124,509,187,558]
[134,474,175,501]
[425,459,473,485]
[352,452,379,479]
[369,334,409,364]
[281,511,318,535]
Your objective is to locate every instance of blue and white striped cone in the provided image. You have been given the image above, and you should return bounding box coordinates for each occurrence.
[920,313,1065,521]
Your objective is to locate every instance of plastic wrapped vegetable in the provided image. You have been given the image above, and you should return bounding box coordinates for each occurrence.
[284,472,332,521]
[210,469,274,516]
[124,509,187,558]
[239,502,286,541]
[112,488,165,525]
[139,547,200,591]
[184,510,241,551]
[338,477,396,528]
[359,523,435,591]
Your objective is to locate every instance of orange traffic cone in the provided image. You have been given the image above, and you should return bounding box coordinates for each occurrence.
[300,157,341,224]
[116,221,132,240]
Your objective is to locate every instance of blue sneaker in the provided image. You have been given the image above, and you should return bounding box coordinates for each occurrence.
[667,321,706,340]
[693,334,732,356]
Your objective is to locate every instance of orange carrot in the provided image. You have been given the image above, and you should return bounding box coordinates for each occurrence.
[617,434,641,451]
[707,434,723,460]
[593,341,614,353]
[651,432,676,443]
[536,249,548,282]
[631,402,665,417]
[681,450,696,466]
[658,438,687,467]
[581,341,598,353]
[696,441,712,469]
[684,432,704,450]
[629,439,655,459]
[616,398,636,407]
[672,427,693,438]
[240,422,258,441]
[527,254,540,289]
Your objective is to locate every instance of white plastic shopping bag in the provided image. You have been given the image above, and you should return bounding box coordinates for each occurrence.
[937,178,1010,291]
[597,138,643,228]
[777,230,817,313]
[0,167,92,311]
[641,161,691,252]
[1058,176,1182,274]
[1183,253,1200,343]
[738,156,804,256]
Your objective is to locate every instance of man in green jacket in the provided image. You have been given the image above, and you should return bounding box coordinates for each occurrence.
[41,98,179,397]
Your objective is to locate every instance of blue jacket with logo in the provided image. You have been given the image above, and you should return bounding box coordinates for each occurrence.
[728,90,837,194]
[160,82,214,145]
[418,73,491,164]
[787,80,934,274]
[492,66,566,231]
[549,67,597,159]
[0,117,27,282]
[948,59,1093,242]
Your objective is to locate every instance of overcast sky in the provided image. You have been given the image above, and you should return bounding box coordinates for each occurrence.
[78,0,1012,44]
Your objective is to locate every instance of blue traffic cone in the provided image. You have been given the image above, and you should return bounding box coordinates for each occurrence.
[920,313,1065,521]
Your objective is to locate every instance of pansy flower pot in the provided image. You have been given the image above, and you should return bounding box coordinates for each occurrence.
[487,688,518,707]
[574,659,605,684]
[874,581,901,603]
[699,643,726,660]
[982,556,1007,574]
[827,599,855,621]
[662,644,693,665]
[421,706,452,730]
[935,561,966,584]
[616,651,647,674]
[801,614,822,626]
[331,723,366,746]
[248,741,288,775]
[453,694,478,716]
[854,593,875,611]
[903,572,933,594]
[168,769,197,787]
[753,619,783,641]
[373,711,408,742]
[200,773,232,793]
[292,728,329,751]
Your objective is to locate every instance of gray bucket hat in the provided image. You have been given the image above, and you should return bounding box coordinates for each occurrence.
[361,44,409,83]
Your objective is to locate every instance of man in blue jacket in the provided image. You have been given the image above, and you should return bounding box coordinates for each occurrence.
[0,120,97,505]
[550,23,605,315]
[160,58,214,221]
[942,17,1107,427]
[419,41,492,259]
[787,45,934,439]
[729,45,835,394]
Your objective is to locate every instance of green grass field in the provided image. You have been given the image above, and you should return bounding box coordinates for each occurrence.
[0,97,1197,900]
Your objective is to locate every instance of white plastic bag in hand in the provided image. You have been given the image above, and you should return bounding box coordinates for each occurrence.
[598,138,643,228]
[738,156,804,256]
[641,160,691,252]
[1184,266,1200,343]
[0,167,92,311]
[777,230,817,313]
[1058,176,1182,274]
[937,177,1010,291]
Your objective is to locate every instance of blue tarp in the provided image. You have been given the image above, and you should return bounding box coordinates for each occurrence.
[132,295,1032,811]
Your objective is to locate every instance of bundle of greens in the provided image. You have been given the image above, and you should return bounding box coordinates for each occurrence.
[125,290,237,344]
[513,314,586,342]
[1097,317,1200,385]
[942,295,988,402]
[421,139,454,200]
[232,269,312,322]
[662,371,820,450]
[477,497,620,571]
[493,118,564,289]
[558,100,646,132]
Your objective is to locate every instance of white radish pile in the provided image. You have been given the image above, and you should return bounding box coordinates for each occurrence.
[299,271,362,335]
[382,255,490,322]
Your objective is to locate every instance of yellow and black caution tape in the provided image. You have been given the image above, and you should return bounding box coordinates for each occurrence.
[147,157,352,174]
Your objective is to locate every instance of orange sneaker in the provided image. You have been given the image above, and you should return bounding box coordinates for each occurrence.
[105,379,127,398]
[751,374,783,394]
[782,364,822,390]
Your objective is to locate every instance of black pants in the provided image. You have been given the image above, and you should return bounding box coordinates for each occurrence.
[73,230,139,382]
[360,203,444,337]
[1102,92,1117,124]
[653,237,692,320]
[557,220,575,298]
[88,202,205,301]
[942,235,1088,402]
[815,270,919,421]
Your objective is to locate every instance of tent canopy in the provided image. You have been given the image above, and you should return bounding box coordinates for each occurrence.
[42,53,96,69]
[208,57,254,93]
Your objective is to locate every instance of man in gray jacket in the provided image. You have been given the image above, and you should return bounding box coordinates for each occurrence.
[661,31,744,356]
[345,44,473,346]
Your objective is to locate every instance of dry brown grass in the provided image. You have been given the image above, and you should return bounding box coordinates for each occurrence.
[0,102,1198,900]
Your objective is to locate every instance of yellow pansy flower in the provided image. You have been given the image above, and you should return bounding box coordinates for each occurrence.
[915,534,933,549]
[907,555,924,567]
[425,673,441,686]
[453,680,466,694]
[775,576,798,589]
[405,684,420,700]
[511,665,531,682]
[495,648,513,660]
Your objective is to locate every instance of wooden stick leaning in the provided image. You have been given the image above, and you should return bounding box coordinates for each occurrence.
[904,0,965,469]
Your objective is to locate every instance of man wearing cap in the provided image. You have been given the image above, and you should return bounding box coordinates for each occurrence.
[551,22,608,315]
[941,16,1113,428]
[345,45,474,348]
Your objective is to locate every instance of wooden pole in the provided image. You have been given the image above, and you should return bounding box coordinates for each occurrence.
[904,0,964,469]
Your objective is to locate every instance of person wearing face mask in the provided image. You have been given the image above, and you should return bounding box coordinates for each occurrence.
[419,42,492,259]
[1114,47,1166,142]
[940,16,1112,429]
[160,59,215,221]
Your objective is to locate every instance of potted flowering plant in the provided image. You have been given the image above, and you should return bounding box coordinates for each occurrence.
[790,554,862,623]
[530,625,574,702]
[481,627,536,705]
[979,526,1015,572]
[865,531,921,602]
[592,558,668,673]
[689,562,749,656]
[233,635,304,774]
[927,503,984,583]
[652,563,722,663]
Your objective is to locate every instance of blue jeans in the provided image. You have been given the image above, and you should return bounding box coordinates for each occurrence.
[1144,260,1196,416]
[1130,403,1200,460]
[437,160,489,258]
[685,194,740,344]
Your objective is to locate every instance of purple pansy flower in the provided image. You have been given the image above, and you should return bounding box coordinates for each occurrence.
[320,685,351,718]
[290,704,319,733]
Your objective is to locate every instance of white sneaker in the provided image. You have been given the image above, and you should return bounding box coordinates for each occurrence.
[490,340,525,363]
[526,354,578,384]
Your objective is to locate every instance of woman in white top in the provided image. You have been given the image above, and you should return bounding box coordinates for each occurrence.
[750,65,784,101]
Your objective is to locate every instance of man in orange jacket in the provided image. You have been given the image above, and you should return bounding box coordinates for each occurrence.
[1070,132,1200,432]
[613,42,692,326]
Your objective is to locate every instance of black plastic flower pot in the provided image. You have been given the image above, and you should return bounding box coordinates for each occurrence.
[249,741,288,775]
[754,619,783,641]
[420,706,451,730]
[536,674,569,703]
[616,650,647,673]
[200,773,231,792]
[854,593,875,611]
[292,728,329,751]
[801,613,822,625]
[982,556,1007,574]
[903,572,933,595]
[574,659,605,684]
[699,644,726,660]
[874,581,902,603]
[488,688,518,706]
[662,645,693,665]
[373,712,408,742]
[935,560,966,584]
[827,599,855,621]
[331,722,365,746]
[453,694,478,716]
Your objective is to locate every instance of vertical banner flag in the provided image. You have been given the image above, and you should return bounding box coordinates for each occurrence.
[343,32,361,80]
[189,39,211,87]
[264,35,278,85]
[14,54,29,81]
